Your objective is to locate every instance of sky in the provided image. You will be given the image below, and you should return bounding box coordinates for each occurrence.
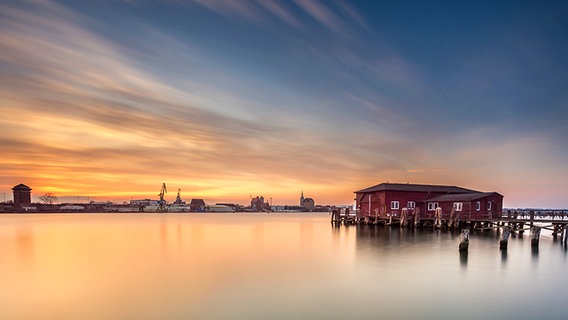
[1,0,567,208]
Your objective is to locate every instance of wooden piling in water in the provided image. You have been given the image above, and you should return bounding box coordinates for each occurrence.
[499,226,511,250]
[448,208,455,230]
[459,229,469,251]
[331,209,341,225]
[552,224,559,238]
[400,208,408,228]
[531,226,541,248]
[434,207,442,229]
[518,222,525,235]
[413,208,421,229]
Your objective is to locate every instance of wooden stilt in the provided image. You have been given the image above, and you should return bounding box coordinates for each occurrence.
[414,207,421,229]
[400,208,408,228]
[331,209,341,225]
[459,229,469,251]
[499,226,511,250]
[434,207,442,229]
[459,250,468,266]
[531,226,541,248]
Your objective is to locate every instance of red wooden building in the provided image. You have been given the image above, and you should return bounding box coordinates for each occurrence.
[424,192,504,220]
[354,183,503,221]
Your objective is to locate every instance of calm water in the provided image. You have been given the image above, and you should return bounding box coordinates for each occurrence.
[1,213,567,320]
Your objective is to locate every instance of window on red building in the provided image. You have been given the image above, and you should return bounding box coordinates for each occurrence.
[391,201,399,210]
[453,202,463,211]
[428,202,438,211]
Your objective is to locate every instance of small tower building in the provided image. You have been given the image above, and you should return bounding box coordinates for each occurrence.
[12,183,32,207]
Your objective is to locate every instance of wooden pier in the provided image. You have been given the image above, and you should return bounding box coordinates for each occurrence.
[333,209,567,230]
[331,209,568,249]
[331,208,357,225]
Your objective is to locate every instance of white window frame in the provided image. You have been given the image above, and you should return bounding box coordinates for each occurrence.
[476,201,481,211]
[428,202,438,211]
[391,201,399,210]
[407,201,415,209]
[453,202,463,212]
[487,201,492,211]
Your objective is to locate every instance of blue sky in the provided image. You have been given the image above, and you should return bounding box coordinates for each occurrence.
[0,0,567,207]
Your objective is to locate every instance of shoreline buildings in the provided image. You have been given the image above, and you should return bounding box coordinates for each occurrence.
[300,191,315,211]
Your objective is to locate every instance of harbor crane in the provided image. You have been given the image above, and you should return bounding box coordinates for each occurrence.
[158,183,167,212]
[174,189,183,205]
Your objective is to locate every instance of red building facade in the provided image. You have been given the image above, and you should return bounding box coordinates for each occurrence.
[354,183,503,220]
[425,192,504,220]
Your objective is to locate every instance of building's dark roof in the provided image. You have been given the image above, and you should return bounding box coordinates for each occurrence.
[425,192,503,202]
[189,199,206,206]
[12,183,32,191]
[354,183,479,194]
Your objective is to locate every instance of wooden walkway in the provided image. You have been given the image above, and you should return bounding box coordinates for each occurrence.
[332,209,568,227]
[330,209,568,250]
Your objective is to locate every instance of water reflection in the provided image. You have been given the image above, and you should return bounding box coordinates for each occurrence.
[252,223,264,243]
[532,245,539,258]
[1,214,568,320]
[459,250,468,267]
[160,218,168,249]
[501,247,508,264]
[352,224,568,273]
[16,227,34,264]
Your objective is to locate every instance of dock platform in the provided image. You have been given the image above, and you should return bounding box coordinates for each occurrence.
[331,209,568,236]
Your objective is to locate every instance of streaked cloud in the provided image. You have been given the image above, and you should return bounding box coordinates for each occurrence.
[293,0,345,34]
[255,0,303,30]
[190,0,264,23]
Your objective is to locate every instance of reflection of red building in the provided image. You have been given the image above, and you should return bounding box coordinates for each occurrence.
[355,183,503,220]
[12,183,32,207]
